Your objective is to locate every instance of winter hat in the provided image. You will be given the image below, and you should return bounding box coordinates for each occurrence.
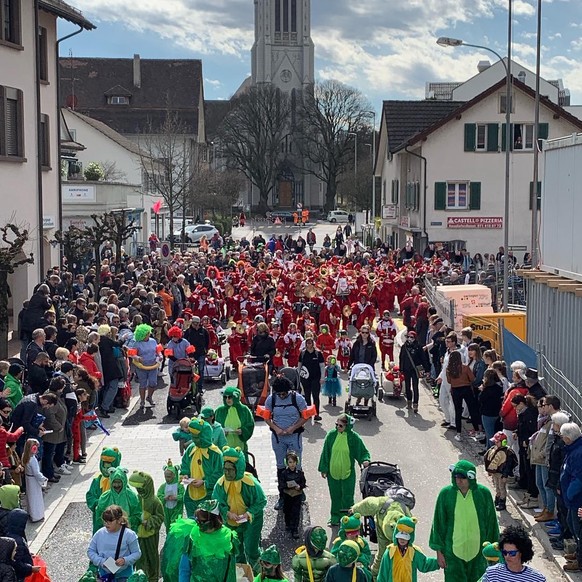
[133,324,153,342]
[490,431,507,445]
[200,406,215,420]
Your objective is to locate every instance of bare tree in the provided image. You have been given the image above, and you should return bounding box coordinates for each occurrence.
[219,85,291,214]
[194,168,244,216]
[105,210,142,265]
[296,80,373,211]
[138,111,198,248]
[100,161,128,183]
[0,224,34,359]
[53,225,93,275]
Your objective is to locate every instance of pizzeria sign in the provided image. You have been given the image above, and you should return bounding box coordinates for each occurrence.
[447,217,503,229]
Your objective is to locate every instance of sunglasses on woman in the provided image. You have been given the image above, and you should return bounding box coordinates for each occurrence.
[501,550,519,557]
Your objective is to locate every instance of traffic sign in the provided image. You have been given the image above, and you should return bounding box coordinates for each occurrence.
[160,242,171,265]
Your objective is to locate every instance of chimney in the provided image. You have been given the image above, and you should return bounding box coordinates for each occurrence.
[477,60,491,73]
[133,54,141,88]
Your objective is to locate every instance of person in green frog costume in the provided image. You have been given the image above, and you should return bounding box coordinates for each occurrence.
[157,458,185,531]
[255,545,288,582]
[377,516,439,582]
[325,540,371,582]
[331,514,372,572]
[214,387,254,458]
[128,470,165,582]
[318,414,370,526]
[86,447,122,533]
[351,487,415,580]
[77,572,97,582]
[128,571,148,582]
[175,499,239,582]
[180,418,223,518]
[199,406,228,449]
[292,526,336,582]
[429,460,499,582]
[212,446,266,573]
[95,466,141,533]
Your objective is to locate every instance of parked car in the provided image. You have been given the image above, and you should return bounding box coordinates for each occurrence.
[170,223,219,243]
[327,210,349,223]
[270,211,295,223]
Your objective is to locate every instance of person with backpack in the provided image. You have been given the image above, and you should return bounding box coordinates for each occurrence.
[484,431,518,511]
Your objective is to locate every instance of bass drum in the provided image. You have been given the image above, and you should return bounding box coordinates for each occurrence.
[293,301,305,313]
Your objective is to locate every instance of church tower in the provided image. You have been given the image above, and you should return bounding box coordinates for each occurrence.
[251,0,320,209]
[252,0,314,92]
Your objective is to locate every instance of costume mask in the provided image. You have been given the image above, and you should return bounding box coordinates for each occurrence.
[337,543,358,567]
[310,527,327,552]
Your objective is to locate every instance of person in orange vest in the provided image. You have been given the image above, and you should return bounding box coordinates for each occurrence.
[293,212,299,225]
[301,209,308,225]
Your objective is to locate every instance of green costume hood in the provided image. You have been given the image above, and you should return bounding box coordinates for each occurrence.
[134,324,153,342]
[393,516,417,544]
[260,545,281,565]
[338,514,362,541]
[109,466,130,494]
[337,540,360,567]
[164,459,180,484]
[78,572,97,582]
[127,571,148,582]
[482,541,504,564]
[222,446,246,480]
[338,414,355,432]
[188,418,214,448]
[0,485,20,510]
[128,470,155,499]
[100,447,122,478]
[449,460,478,490]
[222,387,242,407]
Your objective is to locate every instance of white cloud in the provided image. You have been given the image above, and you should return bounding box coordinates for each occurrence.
[205,78,222,87]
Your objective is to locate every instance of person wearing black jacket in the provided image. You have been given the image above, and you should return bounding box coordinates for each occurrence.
[348,327,377,369]
[513,394,539,504]
[399,331,429,413]
[250,323,276,363]
[97,326,124,417]
[184,316,210,392]
[26,353,52,395]
[477,369,504,453]
[6,508,38,581]
[21,286,51,342]
[11,392,57,455]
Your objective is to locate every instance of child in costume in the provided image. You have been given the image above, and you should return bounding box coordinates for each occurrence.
[176,500,239,582]
[292,526,336,582]
[331,514,372,572]
[214,387,255,458]
[335,331,352,372]
[95,467,141,533]
[173,418,193,456]
[22,439,47,523]
[322,356,342,407]
[180,419,223,518]
[484,431,518,512]
[213,446,267,573]
[255,545,288,582]
[325,540,371,582]
[128,324,162,409]
[277,451,306,539]
[316,325,335,361]
[199,407,228,450]
[377,516,439,582]
[157,459,185,531]
[128,471,164,582]
[86,447,122,533]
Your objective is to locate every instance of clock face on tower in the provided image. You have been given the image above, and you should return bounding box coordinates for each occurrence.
[280,69,292,83]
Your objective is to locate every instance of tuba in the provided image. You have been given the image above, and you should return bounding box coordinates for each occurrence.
[367,272,377,294]
[342,304,353,317]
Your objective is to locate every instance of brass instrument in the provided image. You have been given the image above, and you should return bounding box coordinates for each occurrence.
[367,272,377,294]
[295,272,305,282]
[245,266,256,276]
[342,304,353,317]
[304,284,317,299]
[319,267,328,279]
[224,283,235,298]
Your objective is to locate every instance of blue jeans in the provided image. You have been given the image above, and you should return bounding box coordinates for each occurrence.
[535,464,555,512]
[567,508,582,562]
[271,432,303,469]
[481,415,498,445]
[195,355,206,392]
[100,378,119,411]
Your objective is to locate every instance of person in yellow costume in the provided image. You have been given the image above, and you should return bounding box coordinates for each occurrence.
[429,460,499,582]
[180,418,223,518]
[212,446,267,573]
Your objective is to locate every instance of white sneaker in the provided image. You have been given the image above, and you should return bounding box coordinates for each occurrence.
[56,466,71,475]
[454,434,462,442]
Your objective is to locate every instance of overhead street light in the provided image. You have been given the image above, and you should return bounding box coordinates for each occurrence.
[436,2,513,312]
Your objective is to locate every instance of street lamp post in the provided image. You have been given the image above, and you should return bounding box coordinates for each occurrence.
[347,132,358,209]
[437,2,512,312]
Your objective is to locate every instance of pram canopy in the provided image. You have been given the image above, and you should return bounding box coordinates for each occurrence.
[349,363,377,399]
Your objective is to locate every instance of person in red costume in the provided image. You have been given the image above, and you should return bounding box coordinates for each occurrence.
[266,297,293,334]
[201,315,219,352]
[316,324,336,361]
[227,322,249,365]
[319,288,341,336]
[351,291,376,330]
[399,287,420,330]
[376,310,398,370]
[231,287,252,321]
[377,275,396,314]
[283,323,303,367]
[296,306,316,337]
[335,330,352,371]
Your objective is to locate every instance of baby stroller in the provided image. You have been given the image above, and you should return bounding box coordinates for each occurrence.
[273,366,301,393]
[345,363,378,420]
[359,461,415,542]
[204,351,230,385]
[166,358,202,418]
[237,355,271,415]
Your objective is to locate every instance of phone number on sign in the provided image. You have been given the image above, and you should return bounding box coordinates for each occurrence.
[447,217,503,229]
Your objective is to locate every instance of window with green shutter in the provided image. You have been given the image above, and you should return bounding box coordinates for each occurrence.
[538,123,549,140]
[529,181,541,210]
[469,182,481,210]
[435,182,446,210]
[487,124,499,152]
[464,124,476,151]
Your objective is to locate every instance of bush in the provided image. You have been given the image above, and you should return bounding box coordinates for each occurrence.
[84,162,104,181]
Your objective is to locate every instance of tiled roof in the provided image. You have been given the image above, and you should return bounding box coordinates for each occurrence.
[382,100,464,153]
[39,0,95,29]
[59,57,203,135]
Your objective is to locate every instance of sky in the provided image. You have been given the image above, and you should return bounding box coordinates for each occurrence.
[59,0,582,115]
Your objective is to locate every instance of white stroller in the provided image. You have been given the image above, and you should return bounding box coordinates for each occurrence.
[345,363,378,420]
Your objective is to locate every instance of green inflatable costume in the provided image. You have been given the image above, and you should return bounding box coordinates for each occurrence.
[325,540,371,582]
[128,470,165,582]
[77,572,97,582]
[95,466,141,533]
[292,526,336,582]
[331,514,372,571]
[200,406,228,449]
[161,517,197,582]
[128,571,148,582]
[86,447,122,532]
[254,545,289,582]
[318,415,370,525]
[180,418,224,518]
[157,459,185,531]
[212,446,267,573]
[214,388,255,456]
[351,488,414,580]
[377,516,439,582]
[429,460,499,582]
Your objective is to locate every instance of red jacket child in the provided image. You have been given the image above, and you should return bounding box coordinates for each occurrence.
[283,325,303,367]
[316,325,336,360]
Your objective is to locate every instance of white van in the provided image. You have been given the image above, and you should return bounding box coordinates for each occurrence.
[327,210,349,223]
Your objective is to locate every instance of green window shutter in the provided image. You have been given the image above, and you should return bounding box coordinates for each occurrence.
[501,124,514,152]
[487,124,499,152]
[538,123,549,140]
[464,124,476,151]
[469,182,481,210]
[414,182,420,211]
[435,182,446,210]
[529,181,542,210]
[395,180,399,204]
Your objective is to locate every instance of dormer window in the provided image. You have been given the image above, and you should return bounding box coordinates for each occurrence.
[109,96,129,105]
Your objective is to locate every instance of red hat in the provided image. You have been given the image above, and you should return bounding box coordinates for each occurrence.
[168,326,183,339]
[407,331,417,338]
[274,295,283,304]
[200,288,209,295]
[183,308,193,316]
[359,290,368,298]
[325,287,333,295]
